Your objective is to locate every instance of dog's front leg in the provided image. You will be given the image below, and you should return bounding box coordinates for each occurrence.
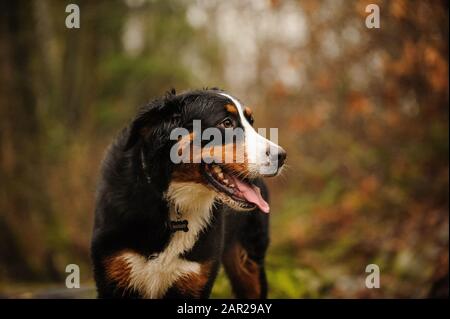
[163,260,218,299]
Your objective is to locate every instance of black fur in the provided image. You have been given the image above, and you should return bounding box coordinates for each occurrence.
[91,89,270,298]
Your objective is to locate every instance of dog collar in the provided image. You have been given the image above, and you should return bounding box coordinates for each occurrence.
[169,204,189,233]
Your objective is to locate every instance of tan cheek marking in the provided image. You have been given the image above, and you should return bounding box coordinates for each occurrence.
[176,132,196,157]
[103,251,133,291]
[221,143,250,177]
[172,261,213,298]
[225,103,238,115]
[203,143,247,162]
[172,138,251,183]
[222,162,249,177]
[171,163,203,183]
[201,143,250,174]
[172,132,204,183]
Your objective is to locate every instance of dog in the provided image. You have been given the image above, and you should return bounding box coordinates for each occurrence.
[91,88,286,298]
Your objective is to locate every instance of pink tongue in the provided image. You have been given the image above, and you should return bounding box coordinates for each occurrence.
[231,177,270,213]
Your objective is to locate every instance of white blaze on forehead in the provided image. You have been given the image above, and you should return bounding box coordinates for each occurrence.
[218,93,248,125]
[219,93,279,171]
[219,92,260,164]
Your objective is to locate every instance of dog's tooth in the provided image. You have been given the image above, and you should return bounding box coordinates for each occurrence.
[229,183,235,188]
[223,179,229,184]
[218,172,224,179]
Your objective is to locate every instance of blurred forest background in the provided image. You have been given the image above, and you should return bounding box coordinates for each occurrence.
[0,0,448,298]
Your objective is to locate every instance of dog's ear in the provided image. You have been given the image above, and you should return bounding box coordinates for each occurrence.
[124,93,181,151]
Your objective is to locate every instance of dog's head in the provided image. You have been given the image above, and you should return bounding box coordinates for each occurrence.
[124,89,286,213]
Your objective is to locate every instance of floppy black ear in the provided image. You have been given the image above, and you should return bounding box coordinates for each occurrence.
[123,108,156,151]
[124,93,181,151]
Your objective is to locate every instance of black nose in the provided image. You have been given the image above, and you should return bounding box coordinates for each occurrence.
[277,147,287,168]
[268,147,286,169]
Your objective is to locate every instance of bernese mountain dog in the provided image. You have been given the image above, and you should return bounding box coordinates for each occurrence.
[91,88,286,298]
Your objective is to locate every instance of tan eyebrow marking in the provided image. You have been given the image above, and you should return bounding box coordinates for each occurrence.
[225,103,238,114]
[244,106,253,118]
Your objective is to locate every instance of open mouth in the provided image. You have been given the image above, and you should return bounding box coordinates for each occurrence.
[202,164,270,213]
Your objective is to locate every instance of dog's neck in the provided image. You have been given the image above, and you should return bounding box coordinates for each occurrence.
[139,145,217,237]
[147,181,217,270]
[165,182,216,234]
[119,183,217,299]
[166,182,216,218]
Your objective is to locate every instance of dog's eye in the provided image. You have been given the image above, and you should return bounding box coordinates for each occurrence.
[219,118,234,129]
[248,115,254,125]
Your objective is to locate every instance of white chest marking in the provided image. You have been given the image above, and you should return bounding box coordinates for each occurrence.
[123,182,216,298]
